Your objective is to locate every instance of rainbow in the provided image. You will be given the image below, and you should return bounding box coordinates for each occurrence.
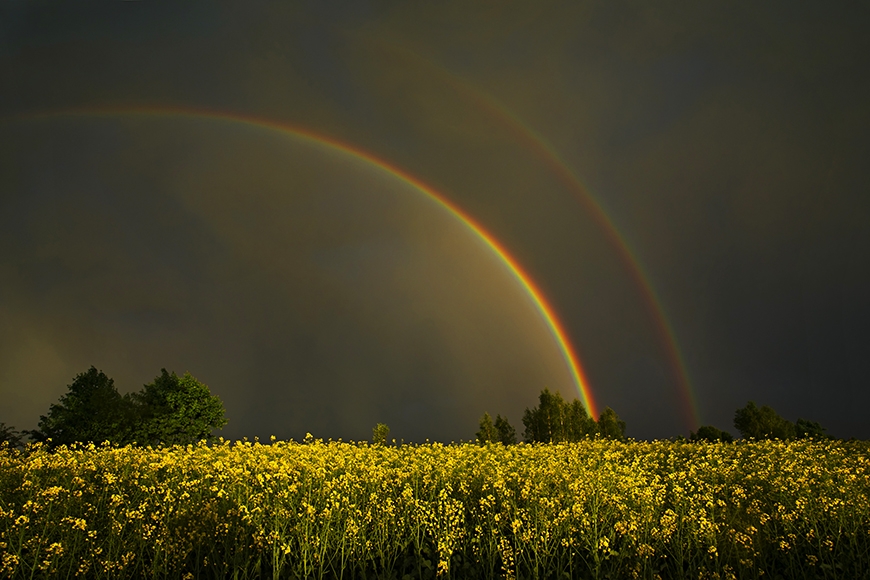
[9,105,599,418]
[466,94,701,430]
[366,41,702,429]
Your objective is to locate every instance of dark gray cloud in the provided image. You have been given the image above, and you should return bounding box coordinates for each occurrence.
[1,1,868,440]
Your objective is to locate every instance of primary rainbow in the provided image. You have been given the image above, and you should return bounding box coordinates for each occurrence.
[11,105,599,418]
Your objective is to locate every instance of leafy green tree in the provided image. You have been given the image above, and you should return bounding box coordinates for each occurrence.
[476,412,499,443]
[30,367,136,446]
[522,388,598,442]
[131,369,226,446]
[522,388,565,442]
[690,425,734,443]
[0,423,23,448]
[596,407,626,440]
[478,413,517,444]
[733,401,795,440]
[795,418,827,439]
[494,414,517,445]
[372,423,390,445]
[566,399,597,440]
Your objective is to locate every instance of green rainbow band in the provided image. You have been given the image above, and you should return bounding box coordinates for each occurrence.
[9,105,599,418]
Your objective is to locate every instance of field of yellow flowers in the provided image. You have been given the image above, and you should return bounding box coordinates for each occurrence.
[1,437,868,579]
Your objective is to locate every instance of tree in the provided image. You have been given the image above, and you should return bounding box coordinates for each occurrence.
[523,388,565,442]
[522,388,598,443]
[477,413,517,444]
[566,400,597,440]
[131,369,226,446]
[372,423,390,445]
[476,413,499,443]
[494,414,517,445]
[30,367,136,446]
[596,407,626,440]
[795,418,827,439]
[0,423,23,448]
[690,425,734,443]
[733,401,795,440]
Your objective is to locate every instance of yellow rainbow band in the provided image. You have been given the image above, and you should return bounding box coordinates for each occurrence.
[13,105,599,418]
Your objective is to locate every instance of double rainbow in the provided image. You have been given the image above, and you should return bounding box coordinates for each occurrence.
[363,40,702,429]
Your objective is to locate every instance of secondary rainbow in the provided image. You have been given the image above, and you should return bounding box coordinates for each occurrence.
[11,105,599,418]
[467,94,701,429]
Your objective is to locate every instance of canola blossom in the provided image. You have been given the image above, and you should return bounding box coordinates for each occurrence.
[1,438,868,579]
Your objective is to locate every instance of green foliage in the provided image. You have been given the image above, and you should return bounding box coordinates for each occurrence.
[690,425,734,443]
[522,388,562,442]
[493,414,517,445]
[372,422,390,445]
[732,402,829,442]
[0,423,23,448]
[477,413,517,444]
[31,367,226,448]
[566,399,595,440]
[596,407,626,440]
[30,367,136,446]
[522,388,597,443]
[131,369,227,446]
[734,401,796,440]
[475,413,498,444]
[795,418,827,439]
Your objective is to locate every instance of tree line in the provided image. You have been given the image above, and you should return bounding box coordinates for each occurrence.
[0,366,226,448]
[0,368,832,449]
[475,388,627,444]
[475,389,829,444]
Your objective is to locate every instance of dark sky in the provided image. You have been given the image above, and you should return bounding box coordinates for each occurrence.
[1,2,868,441]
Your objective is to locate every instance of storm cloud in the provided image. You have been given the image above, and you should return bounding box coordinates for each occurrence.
[1,1,868,440]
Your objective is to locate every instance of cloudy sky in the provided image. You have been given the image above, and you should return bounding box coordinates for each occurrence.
[1,2,868,441]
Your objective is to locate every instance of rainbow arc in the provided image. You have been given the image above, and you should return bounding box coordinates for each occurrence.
[10,105,599,418]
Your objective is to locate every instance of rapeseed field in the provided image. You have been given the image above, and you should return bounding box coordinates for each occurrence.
[1,438,868,579]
